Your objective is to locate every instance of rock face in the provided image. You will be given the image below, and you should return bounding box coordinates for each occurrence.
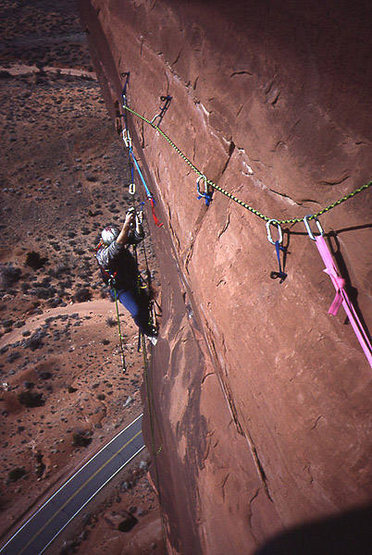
[79,1,372,553]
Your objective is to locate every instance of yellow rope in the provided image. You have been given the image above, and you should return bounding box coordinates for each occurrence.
[124,105,371,226]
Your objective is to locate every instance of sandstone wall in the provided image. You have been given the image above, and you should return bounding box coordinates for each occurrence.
[79,1,372,553]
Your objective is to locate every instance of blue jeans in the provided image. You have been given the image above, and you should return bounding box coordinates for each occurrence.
[111,288,153,335]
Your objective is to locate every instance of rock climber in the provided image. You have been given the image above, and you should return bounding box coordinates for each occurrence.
[96,208,157,344]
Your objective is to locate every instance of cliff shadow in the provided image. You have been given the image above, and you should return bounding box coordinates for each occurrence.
[256,503,372,555]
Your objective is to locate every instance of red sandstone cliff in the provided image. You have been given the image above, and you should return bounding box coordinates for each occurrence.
[79,1,372,553]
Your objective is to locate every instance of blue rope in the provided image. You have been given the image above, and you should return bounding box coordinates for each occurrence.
[129,148,154,201]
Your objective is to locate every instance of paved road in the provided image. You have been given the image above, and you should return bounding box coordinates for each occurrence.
[0,414,145,555]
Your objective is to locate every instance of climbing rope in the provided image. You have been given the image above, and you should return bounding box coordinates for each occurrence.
[123,105,371,225]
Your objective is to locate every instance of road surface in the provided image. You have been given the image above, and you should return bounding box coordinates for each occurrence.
[0,414,145,554]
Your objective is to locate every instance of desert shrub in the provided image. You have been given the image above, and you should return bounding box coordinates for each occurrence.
[21,281,31,293]
[8,467,26,482]
[25,251,48,270]
[72,432,92,447]
[117,512,138,532]
[18,390,45,407]
[6,351,20,363]
[106,316,116,327]
[25,330,45,351]
[73,288,91,302]
[54,264,70,277]
[0,264,22,289]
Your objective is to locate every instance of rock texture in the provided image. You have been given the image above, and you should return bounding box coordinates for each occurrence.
[80,1,372,553]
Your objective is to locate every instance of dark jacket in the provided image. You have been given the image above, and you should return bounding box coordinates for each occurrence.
[96,229,144,291]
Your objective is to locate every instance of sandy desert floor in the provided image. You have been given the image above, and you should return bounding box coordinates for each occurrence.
[0,1,164,552]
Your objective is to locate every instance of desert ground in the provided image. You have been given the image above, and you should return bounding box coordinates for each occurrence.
[0,1,163,552]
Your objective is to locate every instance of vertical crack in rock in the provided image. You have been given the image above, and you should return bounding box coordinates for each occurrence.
[218,378,245,436]
[264,79,280,106]
[164,71,170,95]
[217,213,231,239]
[310,415,324,430]
[202,320,275,503]
[167,204,181,251]
[247,488,260,542]
[173,48,183,65]
[221,473,230,501]
[246,436,274,503]
[185,140,235,272]
[303,463,314,484]
[221,141,235,176]
[140,120,145,148]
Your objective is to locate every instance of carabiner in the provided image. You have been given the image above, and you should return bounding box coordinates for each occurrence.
[122,128,132,149]
[303,215,324,241]
[129,183,136,195]
[196,174,208,195]
[266,219,283,245]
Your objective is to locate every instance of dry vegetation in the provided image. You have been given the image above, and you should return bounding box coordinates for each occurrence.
[0,0,163,552]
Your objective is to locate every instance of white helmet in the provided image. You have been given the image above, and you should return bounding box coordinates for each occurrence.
[101,225,119,246]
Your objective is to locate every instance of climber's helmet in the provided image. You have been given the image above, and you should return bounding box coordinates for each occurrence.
[101,225,119,246]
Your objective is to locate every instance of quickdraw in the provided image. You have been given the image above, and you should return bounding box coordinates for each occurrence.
[266,219,287,283]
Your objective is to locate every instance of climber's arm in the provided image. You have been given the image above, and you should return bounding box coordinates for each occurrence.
[116,211,135,246]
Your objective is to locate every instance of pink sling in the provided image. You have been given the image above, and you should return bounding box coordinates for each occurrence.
[305,217,372,368]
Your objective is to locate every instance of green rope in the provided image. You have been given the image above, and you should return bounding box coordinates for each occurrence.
[113,287,127,372]
[124,105,371,226]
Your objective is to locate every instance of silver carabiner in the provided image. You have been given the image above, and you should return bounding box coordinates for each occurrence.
[150,113,161,126]
[197,174,208,194]
[129,183,136,195]
[266,219,283,245]
[122,128,132,149]
[303,215,324,241]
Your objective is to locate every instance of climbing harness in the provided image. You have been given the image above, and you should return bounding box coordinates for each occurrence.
[151,95,172,127]
[196,174,213,206]
[123,104,371,226]
[304,216,372,368]
[266,219,287,283]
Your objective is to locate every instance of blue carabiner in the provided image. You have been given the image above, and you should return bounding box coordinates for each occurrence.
[196,175,212,206]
